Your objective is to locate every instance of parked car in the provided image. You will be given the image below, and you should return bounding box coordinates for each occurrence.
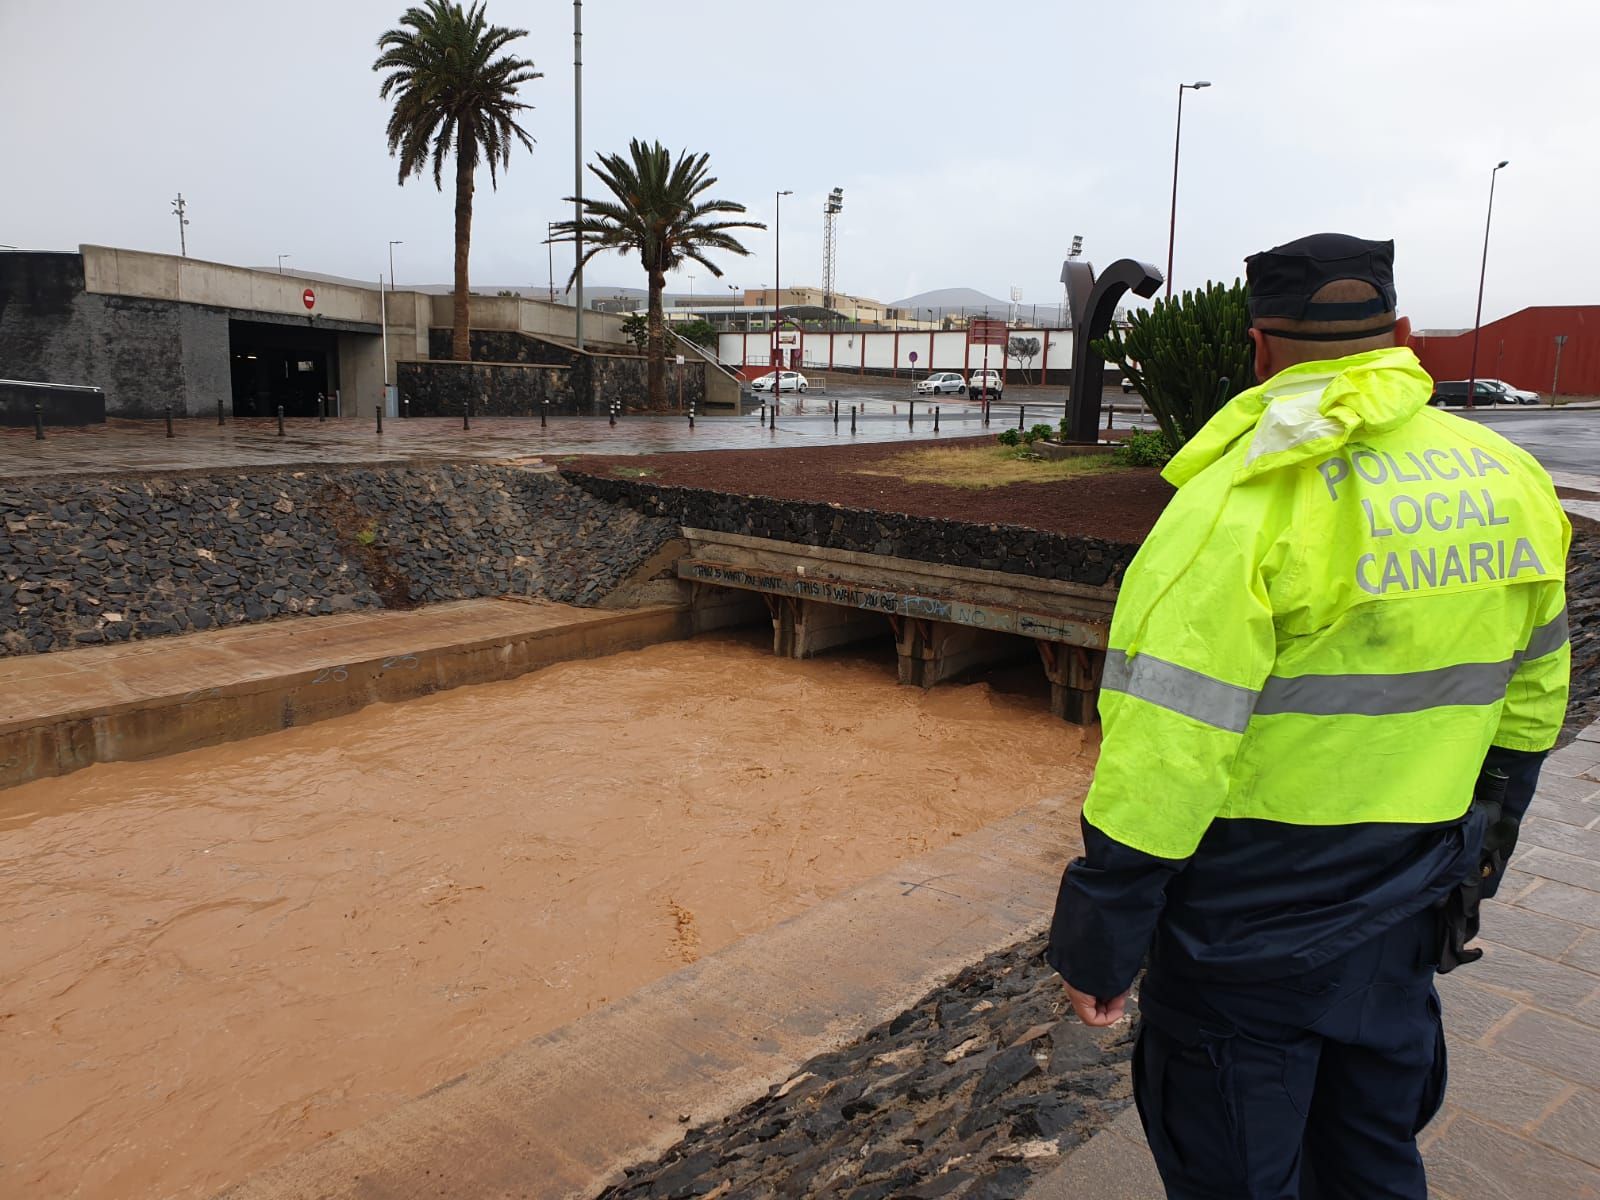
[917,371,966,396]
[1428,380,1504,407]
[969,369,1004,400]
[750,370,808,393]
[1478,379,1541,405]
[1121,377,1135,394]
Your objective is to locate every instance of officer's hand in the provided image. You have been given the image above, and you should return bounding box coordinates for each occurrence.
[1064,982,1129,1027]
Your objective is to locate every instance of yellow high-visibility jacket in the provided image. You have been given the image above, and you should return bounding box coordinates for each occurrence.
[1050,345,1570,994]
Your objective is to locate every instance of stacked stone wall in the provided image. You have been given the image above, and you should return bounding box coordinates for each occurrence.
[562,471,1138,587]
[0,466,676,656]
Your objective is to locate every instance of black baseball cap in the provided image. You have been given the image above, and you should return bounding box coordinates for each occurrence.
[1245,233,1397,323]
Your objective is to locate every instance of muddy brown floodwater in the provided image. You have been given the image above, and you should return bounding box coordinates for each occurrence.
[0,633,1095,1200]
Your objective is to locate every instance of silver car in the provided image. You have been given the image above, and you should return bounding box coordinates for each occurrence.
[917,371,966,395]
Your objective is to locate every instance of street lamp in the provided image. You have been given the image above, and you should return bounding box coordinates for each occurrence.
[388,240,403,291]
[1165,80,1212,300]
[774,189,793,366]
[1466,160,1510,410]
[276,253,290,275]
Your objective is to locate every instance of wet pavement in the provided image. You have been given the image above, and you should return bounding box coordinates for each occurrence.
[0,386,1140,482]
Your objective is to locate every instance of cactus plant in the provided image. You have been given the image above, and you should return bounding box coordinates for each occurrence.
[1094,279,1254,451]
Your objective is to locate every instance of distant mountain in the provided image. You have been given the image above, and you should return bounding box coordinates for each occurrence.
[890,287,1006,310]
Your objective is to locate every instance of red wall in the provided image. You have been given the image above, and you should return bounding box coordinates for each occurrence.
[1410,306,1600,397]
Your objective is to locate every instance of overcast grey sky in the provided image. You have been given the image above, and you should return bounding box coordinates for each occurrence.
[3,0,1594,326]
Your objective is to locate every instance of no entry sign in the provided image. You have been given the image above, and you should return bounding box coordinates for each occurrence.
[302,288,316,310]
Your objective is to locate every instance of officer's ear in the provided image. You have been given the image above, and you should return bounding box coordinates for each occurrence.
[1248,326,1273,383]
[1392,315,1412,347]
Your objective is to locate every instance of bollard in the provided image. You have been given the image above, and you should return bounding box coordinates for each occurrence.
[850,405,857,434]
[760,401,767,428]
[540,399,548,429]
[1106,399,1114,431]
[376,405,383,434]
[688,404,696,430]
[463,401,470,431]
[609,402,617,428]
[402,396,410,419]
[908,400,915,429]
[833,402,839,429]
[217,397,225,426]
[934,405,941,432]
[277,405,285,437]
[1018,405,1026,430]
[317,394,326,423]
[34,402,44,441]
[164,404,174,439]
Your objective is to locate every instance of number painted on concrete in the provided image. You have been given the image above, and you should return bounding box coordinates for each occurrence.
[311,666,350,685]
[381,654,420,671]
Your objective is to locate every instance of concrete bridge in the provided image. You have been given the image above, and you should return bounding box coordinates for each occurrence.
[676,528,1116,723]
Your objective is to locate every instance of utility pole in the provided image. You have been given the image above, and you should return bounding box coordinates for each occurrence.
[1165,81,1211,299]
[547,222,557,302]
[573,0,585,349]
[171,193,189,257]
[1551,334,1567,406]
[388,240,402,291]
[1466,160,1510,410]
[774,189,792,369]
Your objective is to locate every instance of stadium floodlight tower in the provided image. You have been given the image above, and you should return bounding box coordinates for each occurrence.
[822,187,844,311]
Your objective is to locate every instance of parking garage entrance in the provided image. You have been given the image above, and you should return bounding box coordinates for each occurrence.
[228,319,342,418]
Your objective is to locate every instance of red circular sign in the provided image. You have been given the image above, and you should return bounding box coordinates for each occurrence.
[302,288,316,310]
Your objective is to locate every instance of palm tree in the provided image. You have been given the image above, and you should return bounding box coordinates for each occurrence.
[554,140,763,407]
[374,0,541,362]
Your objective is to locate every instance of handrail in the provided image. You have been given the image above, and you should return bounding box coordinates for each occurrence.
[667,329,740,384]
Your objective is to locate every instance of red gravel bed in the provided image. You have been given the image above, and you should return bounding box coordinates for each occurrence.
[566,436,1174,543]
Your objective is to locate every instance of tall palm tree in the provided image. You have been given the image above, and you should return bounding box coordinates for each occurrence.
[374,0,541,362]
[554,140,763,407]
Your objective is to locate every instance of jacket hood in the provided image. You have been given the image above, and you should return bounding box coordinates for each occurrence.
[1161,346,1434,488]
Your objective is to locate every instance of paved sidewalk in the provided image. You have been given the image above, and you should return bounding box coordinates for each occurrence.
[1027,722,1600,1200]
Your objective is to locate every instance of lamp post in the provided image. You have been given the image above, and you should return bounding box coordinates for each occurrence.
[547,222,558,302]
[728,283,740,332]
[1465,160,1509,410]
[276,253,290,275]
[774,189,793,367]
[388,240,402,291]
[1165,80,1211,300]
[573,0,585,349]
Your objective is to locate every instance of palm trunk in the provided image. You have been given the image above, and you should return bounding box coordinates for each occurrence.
[646,268,666,407]
[451,136,475,362]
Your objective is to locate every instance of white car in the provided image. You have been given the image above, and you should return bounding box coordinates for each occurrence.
[751,370,808,393]
[969,369,1004,400]
[917,371,966,396]
[1480,379,1541,405]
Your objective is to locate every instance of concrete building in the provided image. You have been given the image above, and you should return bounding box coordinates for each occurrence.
[0,245,636,419]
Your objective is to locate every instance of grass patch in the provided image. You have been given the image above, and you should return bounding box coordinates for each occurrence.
[854,445,1117,489]
[609,465,659,479]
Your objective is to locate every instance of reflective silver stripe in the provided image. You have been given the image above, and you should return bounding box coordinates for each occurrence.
[1256,659,1517,717]
[1103,650,1258,734]
[1522,608,1570,662]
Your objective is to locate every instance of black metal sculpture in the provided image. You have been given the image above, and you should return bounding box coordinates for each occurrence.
[1062,258,1164,443]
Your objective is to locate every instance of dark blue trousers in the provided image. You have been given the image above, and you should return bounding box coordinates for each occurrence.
[1133,912,1447,1200]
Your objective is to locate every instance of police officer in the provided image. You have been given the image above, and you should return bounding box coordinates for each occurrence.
[1048,233,1570,1199]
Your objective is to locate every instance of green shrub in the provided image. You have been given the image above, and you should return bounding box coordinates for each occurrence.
[1029,423,1055,443]
[996,428,1021,446]
[1113,429,1175,468]
[1094,279,1253,452]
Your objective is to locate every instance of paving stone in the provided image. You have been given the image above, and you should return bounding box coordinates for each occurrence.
[1424,1111,1600,1200]
[1469,941,1600,1011]
[1019,1124,1163,1200]
[1442,1040,1571,1129]
[1518,817,1600,862]
[1536,775,1600,805]
[1517,847,1600,892]
[1497,867,1544,903]
[1532,793,1600,829]
[1482,898,1587,960]
[1437,976,1521,1043]
[1533,1087,1600,1169]
[1563,933,1600,975]
[1517,879,1600,930]
[1493,1008,1600,1087]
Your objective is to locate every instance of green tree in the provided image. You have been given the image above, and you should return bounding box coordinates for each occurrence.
[374,1,541,362]
[1095,280,1253,452]
[677,318,719,350]
[1007,335,1041,384]
[554,140,763,406]
[620,313,649,352]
